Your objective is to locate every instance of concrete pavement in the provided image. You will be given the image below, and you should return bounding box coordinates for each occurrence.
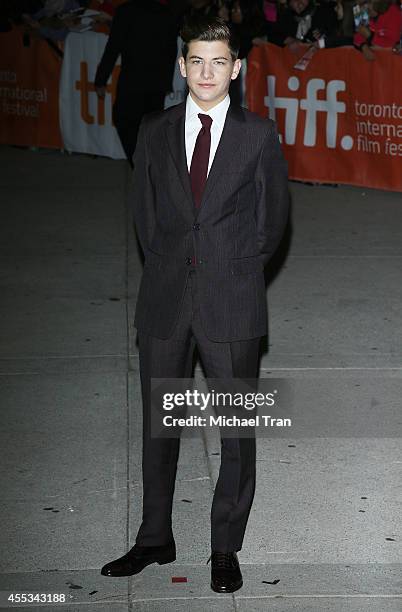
[0,145,401,611]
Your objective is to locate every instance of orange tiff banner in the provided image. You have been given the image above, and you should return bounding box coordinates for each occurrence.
[0,29,63,149]
[246,43,402,192]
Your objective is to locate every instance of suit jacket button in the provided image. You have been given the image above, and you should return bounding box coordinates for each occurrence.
[185,257,192,265]
[192,223,200,231]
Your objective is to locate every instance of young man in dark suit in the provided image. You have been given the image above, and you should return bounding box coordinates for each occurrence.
[101,16,289,593]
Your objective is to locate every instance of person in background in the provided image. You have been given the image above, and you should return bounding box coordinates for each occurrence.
[229,0,267,104]
[94,0,178,166]
[262,0,287,40]
[230,0,267,57]
[268,0,341,49]
[22,0,81,41]
[85,0,115,33]
[215,0,231,21]
[354,0,402,59]
[337,0,356,38]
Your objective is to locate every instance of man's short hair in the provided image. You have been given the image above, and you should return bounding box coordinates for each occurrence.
[180,16,240,62]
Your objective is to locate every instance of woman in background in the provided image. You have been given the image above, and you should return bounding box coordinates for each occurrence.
[354,0,402,59]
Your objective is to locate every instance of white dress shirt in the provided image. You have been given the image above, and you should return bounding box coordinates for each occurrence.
[185,93,230,176]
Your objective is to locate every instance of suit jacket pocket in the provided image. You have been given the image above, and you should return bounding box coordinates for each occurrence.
[231,256,263,275]
[144,249,162,270]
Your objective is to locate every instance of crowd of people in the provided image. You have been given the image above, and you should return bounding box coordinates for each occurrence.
[0,0,122,41]
[2,0,398,162]
[184,0,402,57]
[1,0,401,57]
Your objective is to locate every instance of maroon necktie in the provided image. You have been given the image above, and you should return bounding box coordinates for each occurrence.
[190,113,213,208]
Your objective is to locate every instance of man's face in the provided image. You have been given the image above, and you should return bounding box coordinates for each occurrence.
[179,40,241,111]
[289,0,309,13]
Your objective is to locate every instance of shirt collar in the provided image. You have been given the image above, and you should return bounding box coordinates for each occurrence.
[185,93,230,128]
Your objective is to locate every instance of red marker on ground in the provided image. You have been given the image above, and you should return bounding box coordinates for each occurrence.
[171,576,188,583]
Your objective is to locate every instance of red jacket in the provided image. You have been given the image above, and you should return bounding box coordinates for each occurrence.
[354,4,402,48]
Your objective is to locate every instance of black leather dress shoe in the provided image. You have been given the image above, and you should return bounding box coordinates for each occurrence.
[101,541,176,577]
[208,551,243,593]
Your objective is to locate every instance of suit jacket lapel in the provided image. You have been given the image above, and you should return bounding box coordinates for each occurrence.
[165,103,194,218]
[196,104,246,217]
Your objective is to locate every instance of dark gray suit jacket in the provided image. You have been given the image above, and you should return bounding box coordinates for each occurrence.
[132,101,289,342]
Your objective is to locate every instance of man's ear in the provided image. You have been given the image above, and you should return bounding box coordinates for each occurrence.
[231,58,242,80]
[178,56,187,78]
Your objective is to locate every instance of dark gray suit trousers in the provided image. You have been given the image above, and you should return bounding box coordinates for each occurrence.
[136,270,260,552]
